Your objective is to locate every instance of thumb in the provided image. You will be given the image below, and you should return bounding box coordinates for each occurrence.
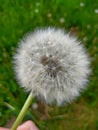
[17,120,39,130]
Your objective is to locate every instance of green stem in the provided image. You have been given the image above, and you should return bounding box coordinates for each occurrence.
[11,91,34,130]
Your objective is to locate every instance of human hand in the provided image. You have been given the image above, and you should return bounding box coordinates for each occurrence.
[0,120,39,130]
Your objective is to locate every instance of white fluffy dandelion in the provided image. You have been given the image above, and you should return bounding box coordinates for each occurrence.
[14,27,90,106]
[11,27,90,130]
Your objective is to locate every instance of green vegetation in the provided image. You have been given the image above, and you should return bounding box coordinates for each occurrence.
[0,0,98,129]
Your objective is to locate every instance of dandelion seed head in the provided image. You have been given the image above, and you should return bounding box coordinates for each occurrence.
[14,27,90,106]
[95,9,98,14]
[34,9,39,13]
[80,2,85,7]
[59,18,65,23]
[47,13,52,18]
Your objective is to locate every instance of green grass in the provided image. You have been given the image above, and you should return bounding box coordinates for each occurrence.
[0,0,98,129]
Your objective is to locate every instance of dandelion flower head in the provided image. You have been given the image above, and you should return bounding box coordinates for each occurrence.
[14,28,90,105]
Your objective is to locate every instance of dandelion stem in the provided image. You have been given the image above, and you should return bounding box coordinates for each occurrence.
[11,91,34,130]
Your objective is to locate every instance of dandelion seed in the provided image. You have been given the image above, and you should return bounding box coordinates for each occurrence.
[59,18,65,23]
[80,2,85,7]
[47,13,52,18]
[32,103,38,110]
[34,9,39,13]
[14,27,90,106]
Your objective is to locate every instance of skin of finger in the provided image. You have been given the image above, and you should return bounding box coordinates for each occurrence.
[17,120,39,130]
[0,128,9,130]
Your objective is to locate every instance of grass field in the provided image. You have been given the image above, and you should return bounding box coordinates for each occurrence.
[0,0,98,129]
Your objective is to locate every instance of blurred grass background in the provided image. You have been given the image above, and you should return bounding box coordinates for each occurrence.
[0,0,98,129]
